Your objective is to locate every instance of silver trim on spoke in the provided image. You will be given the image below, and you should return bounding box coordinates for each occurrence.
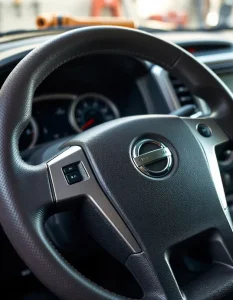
[183,117,233,230]
[47,146,140,253]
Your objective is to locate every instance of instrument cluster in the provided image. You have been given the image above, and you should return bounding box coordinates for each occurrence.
[19,93,120,151]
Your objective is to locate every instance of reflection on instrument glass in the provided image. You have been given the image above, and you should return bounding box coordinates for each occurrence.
[19,118,38,151]
[69,93,120,132]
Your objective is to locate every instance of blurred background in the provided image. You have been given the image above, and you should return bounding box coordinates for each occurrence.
[1,0,233,32]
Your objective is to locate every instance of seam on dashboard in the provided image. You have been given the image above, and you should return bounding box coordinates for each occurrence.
[35,48,176,89]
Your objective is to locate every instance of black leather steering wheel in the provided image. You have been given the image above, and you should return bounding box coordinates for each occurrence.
[1,26,233,300]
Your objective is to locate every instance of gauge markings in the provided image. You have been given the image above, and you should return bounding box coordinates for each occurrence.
[69,93,120,132]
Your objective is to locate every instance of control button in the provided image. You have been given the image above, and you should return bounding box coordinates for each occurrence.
[197,124,211,138]
[65,171,82,185]
[63,163,78,174]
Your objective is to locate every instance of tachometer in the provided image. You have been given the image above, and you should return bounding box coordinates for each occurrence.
[19,118,38,151]
[69,93,120,132]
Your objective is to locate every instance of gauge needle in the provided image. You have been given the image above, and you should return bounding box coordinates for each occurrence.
[81,118,95,130]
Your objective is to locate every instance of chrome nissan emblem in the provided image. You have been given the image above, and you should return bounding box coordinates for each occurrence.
[132,139,173,178]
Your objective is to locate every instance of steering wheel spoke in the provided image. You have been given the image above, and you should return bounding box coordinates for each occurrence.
[182,117,231,214]
[47,146,141,263]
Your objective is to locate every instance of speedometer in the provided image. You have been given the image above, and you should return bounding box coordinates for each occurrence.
[69,93,120,132]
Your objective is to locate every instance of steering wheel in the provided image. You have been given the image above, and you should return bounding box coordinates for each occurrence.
[1,26,233,300]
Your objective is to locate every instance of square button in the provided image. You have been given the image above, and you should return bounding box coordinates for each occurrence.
[65,171,82,185]
[63,163,78,174]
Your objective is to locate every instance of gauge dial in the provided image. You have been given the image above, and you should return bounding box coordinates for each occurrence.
[69,93,120,132]
[19,118,38,151]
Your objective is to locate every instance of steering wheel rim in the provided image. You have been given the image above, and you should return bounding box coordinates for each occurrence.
[1,26,233,300]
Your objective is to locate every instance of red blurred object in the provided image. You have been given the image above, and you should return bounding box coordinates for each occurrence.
[187,47,196,53]
[149,10,188,28]
[81,118,95,130]
[91,0,122,17]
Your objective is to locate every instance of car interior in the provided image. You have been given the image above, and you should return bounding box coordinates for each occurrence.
[3,1,233,300]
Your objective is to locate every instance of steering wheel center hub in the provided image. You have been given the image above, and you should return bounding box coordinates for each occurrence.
[132,139,173,177]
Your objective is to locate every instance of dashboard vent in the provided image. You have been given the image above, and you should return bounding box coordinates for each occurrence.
[169,74,196,107]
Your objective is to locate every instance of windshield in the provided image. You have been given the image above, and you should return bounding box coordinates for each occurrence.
[2,0,233,33]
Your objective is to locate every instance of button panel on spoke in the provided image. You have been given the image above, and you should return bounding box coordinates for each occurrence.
[62,161,88,185]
